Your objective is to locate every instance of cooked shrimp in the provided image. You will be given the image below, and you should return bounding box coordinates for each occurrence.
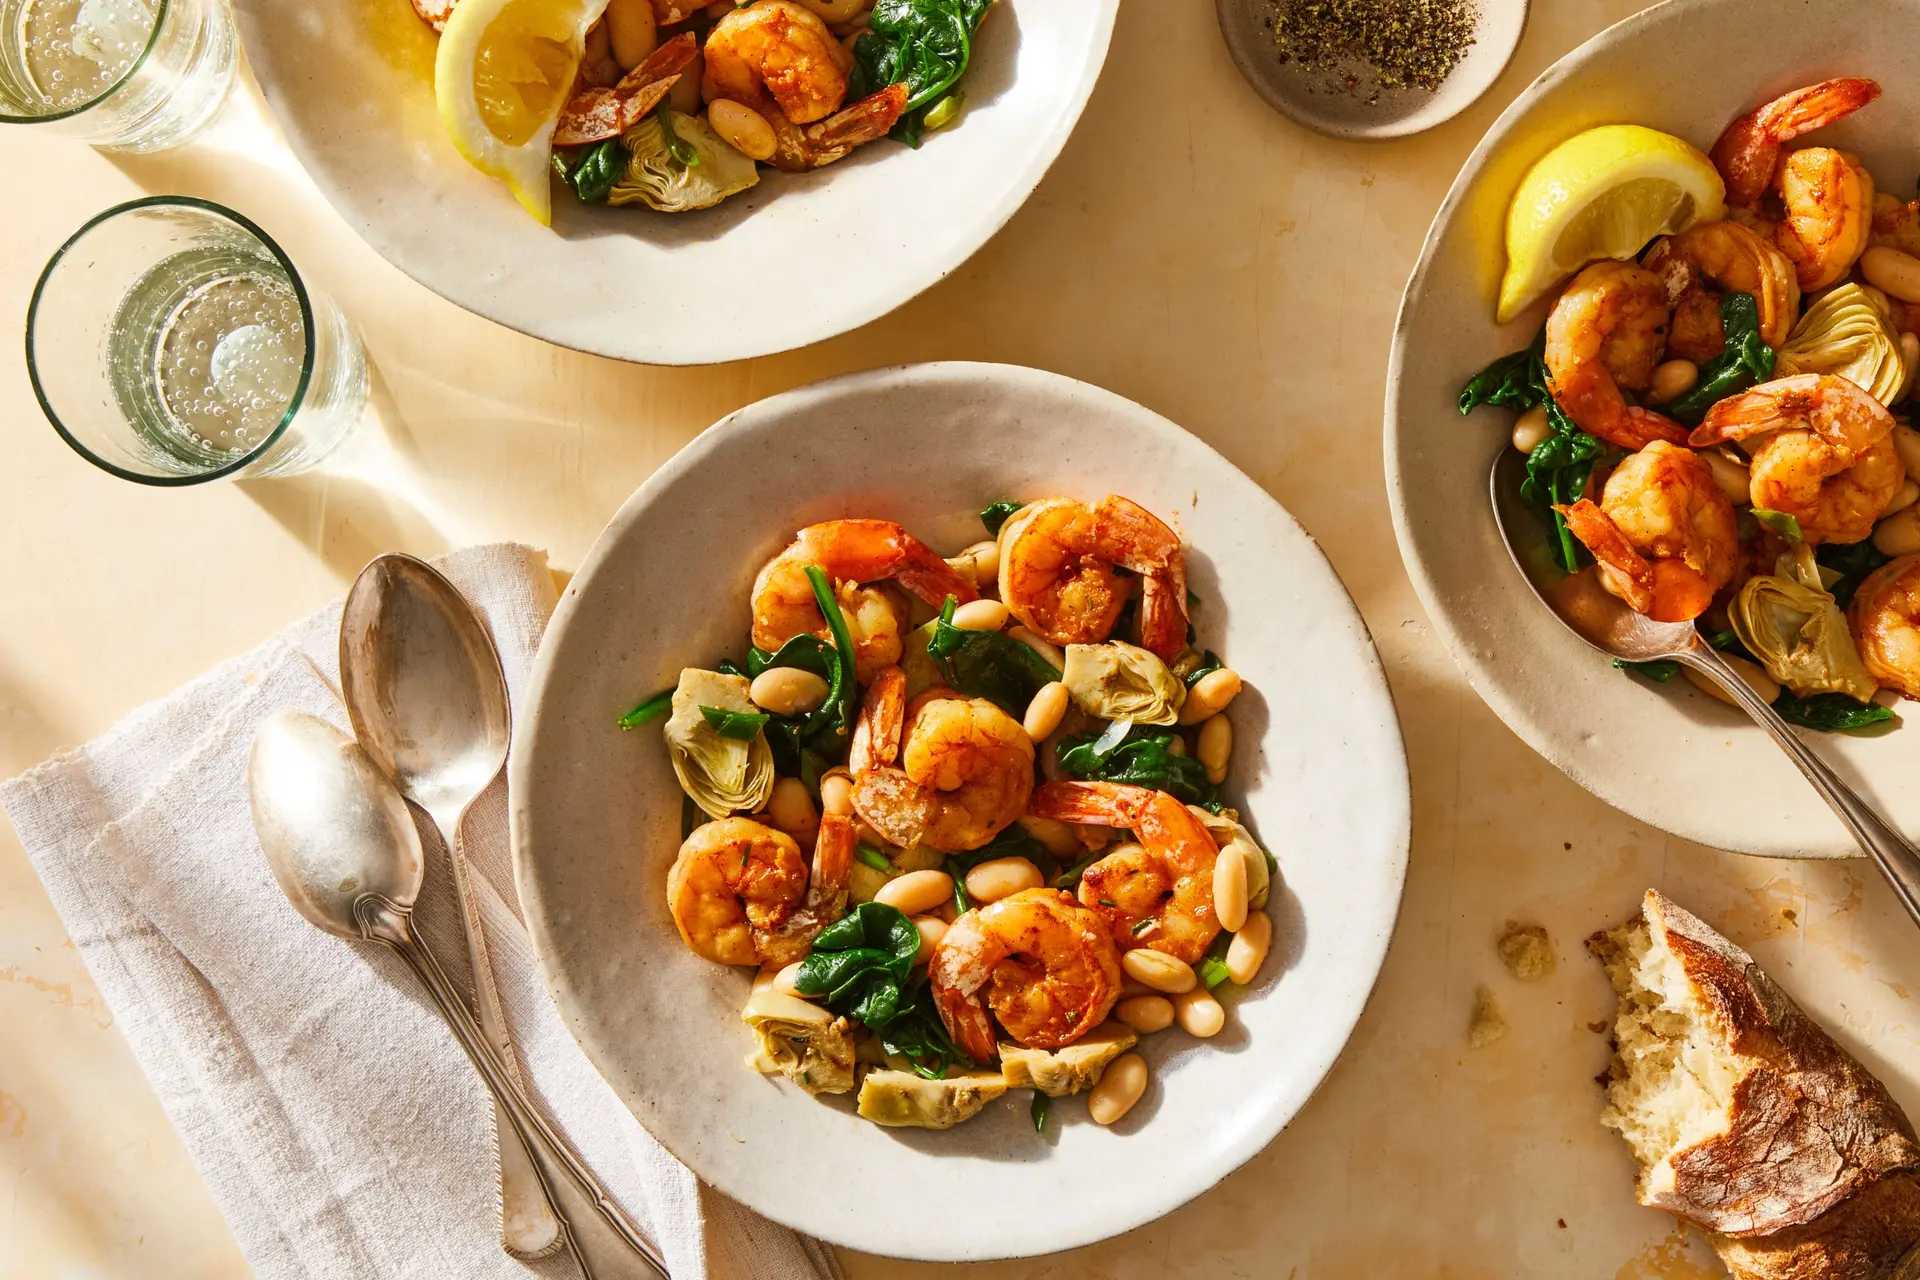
[998,496,1189,658]
[929,887,1123,1061]
[1872,191,1920,257]
[1543,262,1689,451]
[1850,555,1920,698]
[1557,441,1740,622]
[1029,780,1224,964]
[1644,220,1800,360]
[1710,77,1880,207]
[666,817,806,965]
[755,811,854,965]
[1690,373,1904,544]
[701,0,849,125]
[1770,147,1876,291]
[752,519,977,683]
[850,669,1035,852]
[555,33,698,146]
[765,82,907,172]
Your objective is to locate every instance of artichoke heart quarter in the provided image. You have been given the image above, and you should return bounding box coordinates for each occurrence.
[1731,546,1879,702]
[857,1069,1009,1129]
[741,973,855,1096]
[665,668,774,818]
[1775,282,1910,405]
[998,1024,1137,1097]
[611,110,760,213]
[1062,641,1185,725]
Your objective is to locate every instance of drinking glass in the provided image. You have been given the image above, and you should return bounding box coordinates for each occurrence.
[27,197,369,485]
[0,0,235,152]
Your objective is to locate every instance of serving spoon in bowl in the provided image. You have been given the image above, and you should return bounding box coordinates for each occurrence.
[1489,448,1920,926]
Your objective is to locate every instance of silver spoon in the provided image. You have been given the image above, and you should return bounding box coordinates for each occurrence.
[247,712,668,1280]
[1490,448,1920,925]
[337,554,559,1260]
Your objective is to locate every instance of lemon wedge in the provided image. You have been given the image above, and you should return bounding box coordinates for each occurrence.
[435,0,609,225]
[1496,124,1727,323]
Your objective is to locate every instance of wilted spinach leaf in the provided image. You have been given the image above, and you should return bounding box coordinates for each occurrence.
[1660,292,1775,424]
[848,0,993,146]
[796,902,962,1074]
[748,570,856,776]
[979,500,1023,537]
[1819,540,1890,610]
[926,597,1062,714]
[1773,691,1895,733]
[1055,723,1218,807]
[557,137,627,204]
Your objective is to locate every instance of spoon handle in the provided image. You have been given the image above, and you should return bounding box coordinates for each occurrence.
[1679,645,1920,925]
[359,899,669,1279]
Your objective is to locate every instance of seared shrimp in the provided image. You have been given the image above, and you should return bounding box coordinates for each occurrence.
[1543,262,1689,451]
[929,888,1123,1061]
[1644,220,1800,360]
[755,812,854,966]
[849,669,1035,852]
[669,818,797,965]
[1770,147,1876,291]
[1850,555,1920,699]
[765,82,908,172]
[998,496,1189,658]
[1558,441,1740,623]
[1690,373,1904,544]
[752,520,977,683]
[1872,191,1920,257]
[1710,77,1880,207]
[701,0,849,125]
[1030,780,1224,964]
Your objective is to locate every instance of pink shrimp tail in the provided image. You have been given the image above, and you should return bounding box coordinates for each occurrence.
[1030,780,1153,827]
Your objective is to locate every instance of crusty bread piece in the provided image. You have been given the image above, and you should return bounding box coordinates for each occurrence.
[1590,890,1920,1280]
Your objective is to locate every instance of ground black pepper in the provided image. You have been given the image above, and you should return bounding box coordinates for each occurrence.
[1266,0,1481,96]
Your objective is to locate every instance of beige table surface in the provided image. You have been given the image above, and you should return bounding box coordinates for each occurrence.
[5,2,1919,1277]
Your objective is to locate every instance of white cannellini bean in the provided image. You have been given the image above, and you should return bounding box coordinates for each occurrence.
[774,961,808,998]
[963,856,1043,905]
[1681,655,1780,708]
[1212,837,1248,932]
[1887,481,1920,518]
[750,666,829,716]
[606,0,657,69]
[1114,995,1175,1034]
[818,770,853,817]
[1196,712,1232,785]
[1701,448,1751,507]
[1173,986,1225,1038]
[1007,626,1066,670]
[707,98,776,162]
[911,915,946,965]
[951,598,1011,631]
[1016,814,1080,858]
[1023,681,1069,742]
[1876,506,1920,557]
[1649,358,1699,404]
[793,0,868,19]
[1120,948,1197,994]
[1861,246,1920,304]
[1510,405,1551,454]
[1226,913,1273,986]
[765,777,817,841]
[1178,668,1243,725]
[874,869,952,916]
[1087,1053,1148,1125]
[1894,424,1920,478]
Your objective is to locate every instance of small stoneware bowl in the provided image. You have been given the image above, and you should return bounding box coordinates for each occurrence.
[233,3,1117,364]
[1387,0,1920,857]
[512,363,1410,1259]
[1216,0,1530,139]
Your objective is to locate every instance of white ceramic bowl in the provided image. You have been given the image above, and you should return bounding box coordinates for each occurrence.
[511,363,1410,1259]
[233,3,1116,365]
[1386,0,1920,858]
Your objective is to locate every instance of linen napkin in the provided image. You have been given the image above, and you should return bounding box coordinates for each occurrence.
[1,543,843,1280]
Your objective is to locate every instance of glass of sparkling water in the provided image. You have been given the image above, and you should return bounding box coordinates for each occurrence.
[0,0,234,151]
[27,197,369,485]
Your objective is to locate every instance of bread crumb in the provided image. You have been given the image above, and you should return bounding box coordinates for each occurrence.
[1469,985,1507,1048]
[1497,921,1556,981]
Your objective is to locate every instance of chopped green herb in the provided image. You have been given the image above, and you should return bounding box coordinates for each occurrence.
[1130,918,1154,936]
[855,844,893,873]
[697,705,769,740]
[1198,955,1232,989]
[617,688,673,730]
[1751,509,1804,543]
[1030,1090,1049,1134]
[657,103,700,167]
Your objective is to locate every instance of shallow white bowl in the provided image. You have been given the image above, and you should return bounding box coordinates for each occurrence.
[233,2,1116,365]
[511,363,1410,1259]
[1386,0,1920,858]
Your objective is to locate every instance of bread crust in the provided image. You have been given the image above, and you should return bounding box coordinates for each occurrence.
[1590,890,1920,1246]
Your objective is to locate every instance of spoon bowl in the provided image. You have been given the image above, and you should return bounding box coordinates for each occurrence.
[248,711,423,938]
